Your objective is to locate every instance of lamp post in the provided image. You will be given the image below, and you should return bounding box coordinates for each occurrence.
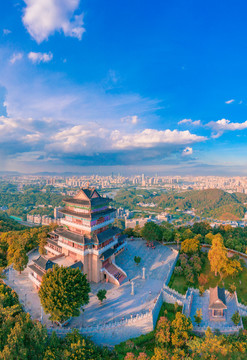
[131,281,134,296]
[142,267,146,280]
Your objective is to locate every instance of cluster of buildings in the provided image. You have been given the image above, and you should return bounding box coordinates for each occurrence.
[26,207,63,226]
[28,187,127,288]
[2,173,247,194]
[125,213,172,229]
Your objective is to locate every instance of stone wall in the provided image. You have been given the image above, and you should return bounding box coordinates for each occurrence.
[48,311,154,346]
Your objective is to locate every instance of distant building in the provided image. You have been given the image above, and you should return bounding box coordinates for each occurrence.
[54,206,63,219]
[125,217,149,229]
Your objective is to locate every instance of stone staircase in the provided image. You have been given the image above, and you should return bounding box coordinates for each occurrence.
[104,263,126,285]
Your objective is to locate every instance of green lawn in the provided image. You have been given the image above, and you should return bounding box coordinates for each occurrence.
[114,302,182,360]
[169,256,247,305]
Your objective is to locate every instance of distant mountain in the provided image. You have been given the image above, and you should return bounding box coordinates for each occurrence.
[155,189,247,220]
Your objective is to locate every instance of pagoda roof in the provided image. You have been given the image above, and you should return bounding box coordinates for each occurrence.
[95,227,121,244]
[29,263,45,278]
[59,207,115,219]
[47,238,62,250]
[63,196,111,207]
[63,187,111,207]
[55,228,92,245]
[100,247,116,261]
[209,286,227,310]
[33,255,55,271]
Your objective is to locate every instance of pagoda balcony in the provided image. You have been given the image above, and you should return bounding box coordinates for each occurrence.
[59,207,116,220]
[61,218,115,232]
[57,241,85,255]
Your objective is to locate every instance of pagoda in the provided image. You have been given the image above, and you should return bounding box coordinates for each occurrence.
[30,187,127,286]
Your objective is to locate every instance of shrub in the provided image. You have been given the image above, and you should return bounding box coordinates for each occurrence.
[174,266,183,275]
[198,273,208,286]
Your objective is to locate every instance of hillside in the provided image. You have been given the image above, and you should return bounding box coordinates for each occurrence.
[155,189,247,220]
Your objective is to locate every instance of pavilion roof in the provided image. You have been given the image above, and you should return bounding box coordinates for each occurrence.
[63,187,111,207]
[209,286,227,310]
[33,255,55,271]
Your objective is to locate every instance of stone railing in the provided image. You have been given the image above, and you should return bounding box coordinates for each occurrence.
[164,250,179,285]
[48,309,153,335]
[163,284,186,300]
[193,325,243,334]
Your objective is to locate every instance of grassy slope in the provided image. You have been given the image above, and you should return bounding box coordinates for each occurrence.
[169,257,247,305]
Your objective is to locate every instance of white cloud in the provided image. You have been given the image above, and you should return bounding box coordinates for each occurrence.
[49,124,109,153]
[9,52,23,64]
[207,118,247,138]
[178,119,201,126]
[209,119,247,131]
[28,52,53,64]
[121,115,138,124]
[22,0,85,43]
[182,147,193,156]
[225,99,235,104]
[111,129,206,149]
[3,29,11,35]
[47,126,206,155]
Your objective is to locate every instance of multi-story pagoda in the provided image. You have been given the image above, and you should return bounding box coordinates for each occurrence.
[29,187,127,287]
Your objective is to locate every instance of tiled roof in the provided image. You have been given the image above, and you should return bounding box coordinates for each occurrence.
[63,196,111,207]
[33,256,55,271]
[95,227,121,244]
[55,228,92,245]
[28,264,45,278]
[100,248,116,261]
[209,286,227,310]
[69,261,83,271]
[59,207,115,219]
[47,238,62,249]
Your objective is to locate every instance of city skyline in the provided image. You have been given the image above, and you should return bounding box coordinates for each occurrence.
[1,1,247,175]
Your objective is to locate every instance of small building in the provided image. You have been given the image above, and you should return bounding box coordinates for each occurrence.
[28,255,83,289]
[209,286,227,320]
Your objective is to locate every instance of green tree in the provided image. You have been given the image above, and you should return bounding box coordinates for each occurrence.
[141,222,162,243]
[155,316,171,346]
[39,265,90,322]
[174,232,181,250]
[12,248,28,274]
[134,256,141,265]
[171,312,193,349]
[97,289,107,304]
[199,286,205,296]
[208,234,228,277]
[194,308,202,326]
[181,237,200,254]
[0,313,47,360]
[38,232,47,256]
[231,311,240,326]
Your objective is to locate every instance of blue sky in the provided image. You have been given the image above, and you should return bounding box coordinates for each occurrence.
[1,0,247,175]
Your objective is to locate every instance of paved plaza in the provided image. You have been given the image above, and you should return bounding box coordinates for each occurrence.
[4,239,177,328]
